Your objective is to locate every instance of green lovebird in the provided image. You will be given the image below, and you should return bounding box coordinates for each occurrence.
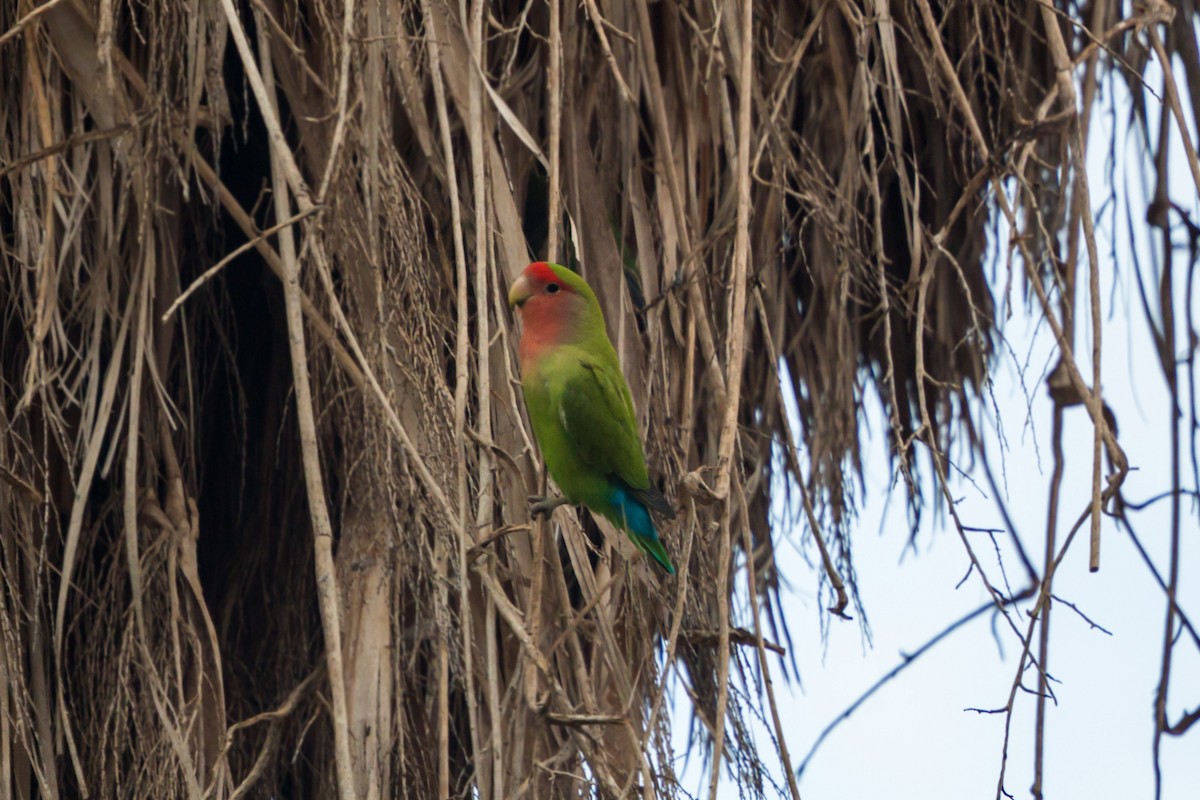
[508,262,677,574]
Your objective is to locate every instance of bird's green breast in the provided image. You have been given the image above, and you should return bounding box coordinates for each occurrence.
[522,348,614,509]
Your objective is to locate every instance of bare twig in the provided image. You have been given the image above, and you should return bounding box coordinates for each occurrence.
[315,0,356,202]
[754,287,850,618]
[0,0,70,46]
[734,482,801,799]
[161,208,319,323]
[0,122,133,179]
[1039,0,1106,575]
[798,592,1031,776]
[707,3,755,795]
[254,21,357,800]
[422,0,482,790]
[581,0,635,104]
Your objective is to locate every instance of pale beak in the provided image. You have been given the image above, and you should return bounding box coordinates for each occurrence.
[508,274,534,308]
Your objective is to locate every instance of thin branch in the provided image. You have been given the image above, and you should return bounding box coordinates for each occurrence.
[422,0,482,791]
[315,0,356,202]
[734,482,801,799]
[581,0,636,104]
[1038,1,1106,575]
[708,2,755,796]
[253,19,357,799]
[798,593,1030,776]
[546,0,562,265]
[1147,21,1200,201]
[161,207,319,323]
[0,122,134,179]
[1049,595,1113,636]
[753,287,851,618]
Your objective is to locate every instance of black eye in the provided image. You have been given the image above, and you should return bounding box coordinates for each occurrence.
[546,283,560,294]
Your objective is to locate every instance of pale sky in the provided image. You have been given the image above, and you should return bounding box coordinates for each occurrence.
[671,38,1200,800]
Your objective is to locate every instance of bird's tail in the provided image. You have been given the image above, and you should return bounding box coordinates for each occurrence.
[635,533,676,575]
[610,486,676,575]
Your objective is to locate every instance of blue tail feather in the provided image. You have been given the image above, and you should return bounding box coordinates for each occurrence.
[610,486,658,541]
[608,484,676,574]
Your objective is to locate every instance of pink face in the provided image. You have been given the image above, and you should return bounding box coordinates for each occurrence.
[508,262,585,362]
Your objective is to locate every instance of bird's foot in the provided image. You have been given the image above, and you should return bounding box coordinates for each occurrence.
[529,494,570,519]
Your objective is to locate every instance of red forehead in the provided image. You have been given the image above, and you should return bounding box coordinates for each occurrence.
[525,262,561,285]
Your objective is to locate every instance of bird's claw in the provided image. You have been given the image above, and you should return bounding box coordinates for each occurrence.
[528,494,569,519]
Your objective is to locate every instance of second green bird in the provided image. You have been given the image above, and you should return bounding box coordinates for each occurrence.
[508,262,676,574]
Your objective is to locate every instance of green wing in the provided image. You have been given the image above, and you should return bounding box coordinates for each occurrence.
[554,349,676,519]
[558,354,651,490]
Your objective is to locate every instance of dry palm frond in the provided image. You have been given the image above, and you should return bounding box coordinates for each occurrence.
[0,0,1195,798]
